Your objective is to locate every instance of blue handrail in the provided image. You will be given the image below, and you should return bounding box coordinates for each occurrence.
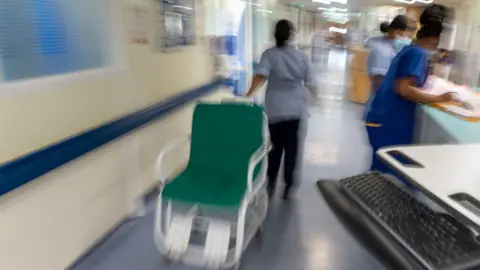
[0,80,223,196]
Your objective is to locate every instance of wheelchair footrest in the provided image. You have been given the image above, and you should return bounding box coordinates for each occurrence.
[204,220,231,269]
[164,215,194,261]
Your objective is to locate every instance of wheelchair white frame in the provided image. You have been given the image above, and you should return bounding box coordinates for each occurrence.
[153,106,270,269]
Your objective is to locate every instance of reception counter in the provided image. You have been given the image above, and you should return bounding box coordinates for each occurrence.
[415,105,480,145]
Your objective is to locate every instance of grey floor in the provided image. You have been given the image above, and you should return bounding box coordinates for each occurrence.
[71,49,384,270]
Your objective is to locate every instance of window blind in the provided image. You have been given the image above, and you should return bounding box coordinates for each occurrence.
[0,0,108,82]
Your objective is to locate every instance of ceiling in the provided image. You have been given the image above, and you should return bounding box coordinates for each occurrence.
[283,0,457,11]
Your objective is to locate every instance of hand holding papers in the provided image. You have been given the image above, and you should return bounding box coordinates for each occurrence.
[422,76,480,120]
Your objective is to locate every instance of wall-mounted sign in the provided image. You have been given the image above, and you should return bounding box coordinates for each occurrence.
[127,5,150,44]
[158,0,196,49]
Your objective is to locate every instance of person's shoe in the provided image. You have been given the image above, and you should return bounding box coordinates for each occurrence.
[267,187,275,200]
[282,188,292,200]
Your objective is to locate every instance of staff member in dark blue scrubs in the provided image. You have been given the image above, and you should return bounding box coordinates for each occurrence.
[365,15,415,119]
[365,4,454,174]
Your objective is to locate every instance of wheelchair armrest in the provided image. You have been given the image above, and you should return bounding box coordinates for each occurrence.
[155,134,191,185]
[247,144,271,192]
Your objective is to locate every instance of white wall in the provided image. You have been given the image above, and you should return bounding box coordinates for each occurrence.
[0,0,232,269]
[0,89,231,270]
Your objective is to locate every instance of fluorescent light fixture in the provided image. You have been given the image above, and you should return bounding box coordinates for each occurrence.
[323,13,348,19]
[394,0,433,3]
[329,27,347,34]
[332,7,348,12]
[318,7,348,12]
[393,0,416,3]
[242,1,262,6]
[313,0,347,4]
[256,8,272,13]
[327,18,348,24]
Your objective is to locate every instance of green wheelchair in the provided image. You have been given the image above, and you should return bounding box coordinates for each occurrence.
[154,101,271,269]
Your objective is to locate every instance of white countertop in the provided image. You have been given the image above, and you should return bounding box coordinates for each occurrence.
[377,144,480,226]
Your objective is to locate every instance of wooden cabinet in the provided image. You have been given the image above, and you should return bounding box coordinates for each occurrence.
[350,48,371,104]
[350,70,371,104]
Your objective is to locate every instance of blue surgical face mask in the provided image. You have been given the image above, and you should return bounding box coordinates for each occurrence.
[393,38,412,53]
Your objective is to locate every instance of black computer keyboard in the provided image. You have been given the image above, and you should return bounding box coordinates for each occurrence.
[339,172,480,270]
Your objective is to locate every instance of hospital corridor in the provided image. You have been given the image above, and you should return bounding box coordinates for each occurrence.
[3,1,480,270]
[70,50,382,270]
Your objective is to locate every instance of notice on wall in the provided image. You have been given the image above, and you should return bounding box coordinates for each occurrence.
[157,0,196,49]
[127,5,150,44]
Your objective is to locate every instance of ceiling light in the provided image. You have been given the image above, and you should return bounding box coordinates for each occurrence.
[327,17,349,24]
[313,0,331,4]
[332,7,348,12]
[323,12,348,18]
[393,0,416,3]
[329,27,347,34]
[318,7,348,15]
[313,0,348,4]
[256,8,272,13]
[241,1,262,6]
[319,7,348,12]
[393,0,433,3]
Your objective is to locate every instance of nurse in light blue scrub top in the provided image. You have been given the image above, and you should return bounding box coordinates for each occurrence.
[364,22,389,49]
[246,19,318,200]
[365,4,455,175]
